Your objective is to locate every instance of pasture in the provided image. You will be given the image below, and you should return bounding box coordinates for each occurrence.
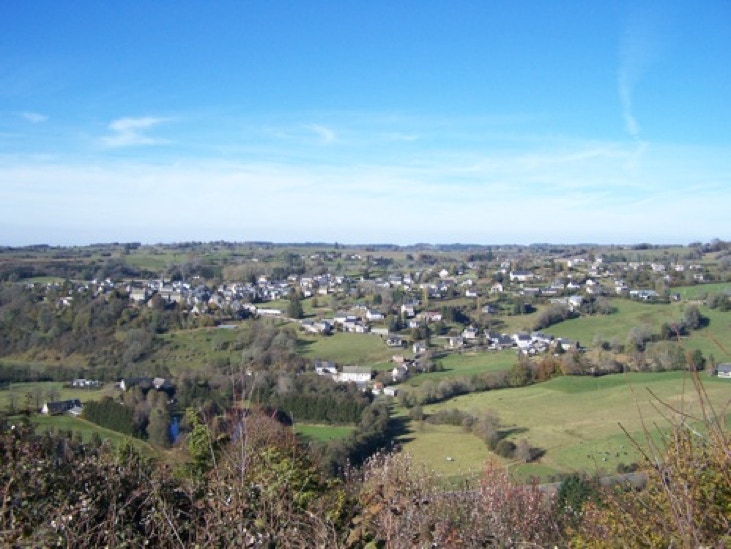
[0,381,116,412]
[299,332,397,366]
[399,371,731,480]
[546,299,682,344]
[675,282,731,300]
[402,349,516,385]
[30,414,159,458]
[295,423,355,443]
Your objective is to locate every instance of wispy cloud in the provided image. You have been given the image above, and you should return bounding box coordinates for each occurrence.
[21,111,48,123]
[618,12,658,140]
[308,124,336,144]
[101,116,170,148]
[2,136,728,246]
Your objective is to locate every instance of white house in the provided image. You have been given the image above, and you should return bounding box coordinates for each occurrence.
[366,309,385,321]
[336,366,372,384]
[510,270,534,283]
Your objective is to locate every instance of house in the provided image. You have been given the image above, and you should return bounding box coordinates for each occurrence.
[256,308,283,316]
[366,309,385,321]
[120,377,175,394]
[71,378,102,388]
[412,341,427,354]
[568,295,584,311]
[400,303,417,317]
[465,287,479,298]
[555,338,580,352]
[386,336,404,348]
[490,282,504,294]
[421,311,443,323]
[392,364,409,382]
[531,332,554,345]
[510,270,534,283]
[301,320,332,335]
[315,360,338,376]
[129,287,148,303]
[629,290,659,301]
[41,399,82,415]
[512,332,532,350]
[462,326,480,340]
[336,366,372,384]
[447,336,464,348]
[489,333,514,350]
[717,364,731,379]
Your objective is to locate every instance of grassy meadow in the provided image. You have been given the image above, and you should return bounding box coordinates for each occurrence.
[403,350,517,385]
[299,332,397,366]
[295,423,356,443]
[675,282,731,300]
[0,381,116,411]
[29,414,159,458]
[398,371,731,481]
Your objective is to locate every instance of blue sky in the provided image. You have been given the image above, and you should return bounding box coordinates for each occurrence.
[1,1,729,246]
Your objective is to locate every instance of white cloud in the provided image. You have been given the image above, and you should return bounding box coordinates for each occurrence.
[618,12,659,141]
[101,116,170,148]
[308,124,336,144]
[21,111,47,123]
[1,136,729,247]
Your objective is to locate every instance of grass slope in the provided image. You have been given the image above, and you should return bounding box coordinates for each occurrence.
[0,381,116,411]
[299,332,396,367]
[400,371,730,480]
[295,423,355,443]
[30,414,159,458]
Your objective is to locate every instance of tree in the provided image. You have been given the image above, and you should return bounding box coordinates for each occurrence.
[287,294,304,319]
[515,438,532,463]
[147,404,171,447]
[508,358,533,387]
[556,473,595,528]
[682,304,706,330]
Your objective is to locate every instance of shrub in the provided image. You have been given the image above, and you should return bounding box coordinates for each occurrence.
[495,439,516,458]
[573,372,731,547]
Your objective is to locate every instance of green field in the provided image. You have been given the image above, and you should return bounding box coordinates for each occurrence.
[123,250,190,271]
[402,350,516,386]
[547,299,682,344]
[0,381,116,411]
[543,297,731,359]
[29,414,159,458]
[295,423,355,442]
[399,371,731,480]
[299,332,397,366]
[675,282,731,300]
[393,420,494,481]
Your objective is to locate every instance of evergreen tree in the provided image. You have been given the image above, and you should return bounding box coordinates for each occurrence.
[147,404,171,447]
[287,294,304,319]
